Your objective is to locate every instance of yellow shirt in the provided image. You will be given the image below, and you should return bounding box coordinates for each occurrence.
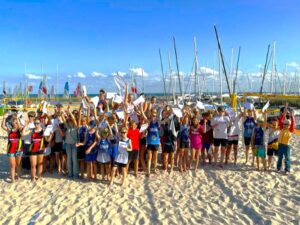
[278,129,291,145]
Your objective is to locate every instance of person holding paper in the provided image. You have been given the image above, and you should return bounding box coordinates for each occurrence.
[210,106,230,167]
[2,113,24,183]
[146,110,160,176]
[243,109,257,165]
[226,111,242,165]
[126,120,141,177]
[64,110,79,179]
[96,89,108,114]
[111,127,132,186]
[84,120,98,180]
[189,116,206,172]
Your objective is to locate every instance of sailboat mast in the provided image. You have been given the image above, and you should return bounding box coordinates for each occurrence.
[173,37,183,98]
[218,49,223,104]
[193,36,199,99]
[259,45,271,95]
[229,48,234,92]
[159,49,167,101]
[167,51,175,102]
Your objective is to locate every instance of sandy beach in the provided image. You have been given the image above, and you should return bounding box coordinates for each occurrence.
[0,124,299,225]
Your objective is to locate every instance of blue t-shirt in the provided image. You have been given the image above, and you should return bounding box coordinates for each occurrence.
[243,117,256,138]
[147,121,160,145]
[253,127,264,146]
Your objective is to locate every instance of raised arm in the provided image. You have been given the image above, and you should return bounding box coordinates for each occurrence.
[1,113,8,132]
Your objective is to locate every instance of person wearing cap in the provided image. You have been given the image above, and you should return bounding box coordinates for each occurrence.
[85,120,98,180]
[266,117,280,170]
[111,127,132,186]
[278,102,295,132]
[210,106,230,167]
[277,118,293,174]
[251,114,268,171]
[243,108,257,165]
[146,110,160,176]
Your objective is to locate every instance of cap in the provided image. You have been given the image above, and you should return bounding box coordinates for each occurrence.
[217,106,225,112]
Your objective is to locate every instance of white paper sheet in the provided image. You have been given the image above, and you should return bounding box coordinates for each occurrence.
[173,107,183,118]
[115,110,124,120]
[139,123,149,133]
[106,92,117,99]
[133,95,145,106]
[196,101,205,110]
[44,125,53,136]
[82,98,88,109]
[113,95,123,104]
[90,96,99,107]
[262,101,270,112]
[82,85,87,97]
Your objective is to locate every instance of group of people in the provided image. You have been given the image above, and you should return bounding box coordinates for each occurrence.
[2,84,296,185]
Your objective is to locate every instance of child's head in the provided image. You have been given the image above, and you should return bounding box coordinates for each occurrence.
[271,117,278,128]
[130,120,137,129]
[120,127,128,138]
[283,119,291,129]
[192,117,199,127]
[257,117,264,127]
[100,128,109,138]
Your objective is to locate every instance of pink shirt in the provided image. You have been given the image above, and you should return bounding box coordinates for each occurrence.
[189,125,204,149]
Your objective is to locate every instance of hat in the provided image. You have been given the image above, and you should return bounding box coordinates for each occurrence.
[56,102,63,107]
[257,117,264,123]
[89,120,96,128]
[217,106,225,112]
[283,119,291,125]
[100,128,108,136]
[121,127,127,132]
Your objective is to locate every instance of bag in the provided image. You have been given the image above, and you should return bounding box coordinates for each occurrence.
[44,146,51,156]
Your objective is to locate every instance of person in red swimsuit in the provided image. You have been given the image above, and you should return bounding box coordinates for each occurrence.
[23,118,45,182]
[2,113,23,183]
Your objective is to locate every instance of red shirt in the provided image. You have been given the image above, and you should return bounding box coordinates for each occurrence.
[127,128,140,150]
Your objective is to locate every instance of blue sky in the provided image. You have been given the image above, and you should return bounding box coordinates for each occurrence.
[0,0,300,94]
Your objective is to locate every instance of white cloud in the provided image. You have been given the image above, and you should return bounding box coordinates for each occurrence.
[67,75,72,78]
[74,72,86,78]
[129,67,149,77]
[25,74,43,80]
[286,62,300,70]
[199,67,219,76]
[112,71,127,77]
[91,72,107,77]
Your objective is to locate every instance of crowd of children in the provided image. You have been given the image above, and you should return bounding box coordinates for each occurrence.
[2,85,296,185]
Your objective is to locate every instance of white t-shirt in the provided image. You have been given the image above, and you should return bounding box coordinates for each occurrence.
[211,115,230,139]
[228,116,241,139]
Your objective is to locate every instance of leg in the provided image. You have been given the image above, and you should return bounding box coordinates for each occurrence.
[245,145,249,164]
[55,152,62,173]
[100,164,105,180]
[251,146,256,167]
[184,149,189,171]
[15,156,22,179]
[79,160,85,178]
[66,144,73,177]
[213,146,219,164]
[201,148,206,165]
[284,147,291,172]
[220,146,226,165]
[72,145,79,178]
[189,148,195,170]
[277,146,284,171]
[256,156,260,170]
[86,162,91,179]
[267,155,272,169]
[30,155,37,182]
[195,149,200,172]
[225,144,232,164]
[37,154,44,178]
[110,166,117,184]
[9,157,16,182]
[105,163,111,180]
[262,158,267,171]
[93,162,98,180]
[233,144,238,165]
[134,159,138,177]
[139,145,146,172]
[169,152,174,174]
[121,167,127,186]
[152,151,158,173]
[162,152,168,172]
[147,150,152,176]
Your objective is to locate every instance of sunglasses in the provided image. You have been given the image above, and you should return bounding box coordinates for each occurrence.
[28,115,34,118]
[121,131,127,134]
[34,122,41,125]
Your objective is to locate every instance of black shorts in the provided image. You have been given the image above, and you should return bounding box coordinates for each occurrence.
[113,162,127,168]
[164,144,175,153]
[128,150,139,161]
[77,146,86,160]
[140,137,147,146]
[180,141,190,149]
[29,150,44,156]
[52,142,63,153]
[147,144,159,151]
[23,143,31,156]
[244,137,251,146]
[267,148,278,156]
[213,138,228,147]
[228,140,238,146]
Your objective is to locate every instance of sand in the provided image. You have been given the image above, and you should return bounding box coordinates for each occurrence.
[0,124,299,225]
